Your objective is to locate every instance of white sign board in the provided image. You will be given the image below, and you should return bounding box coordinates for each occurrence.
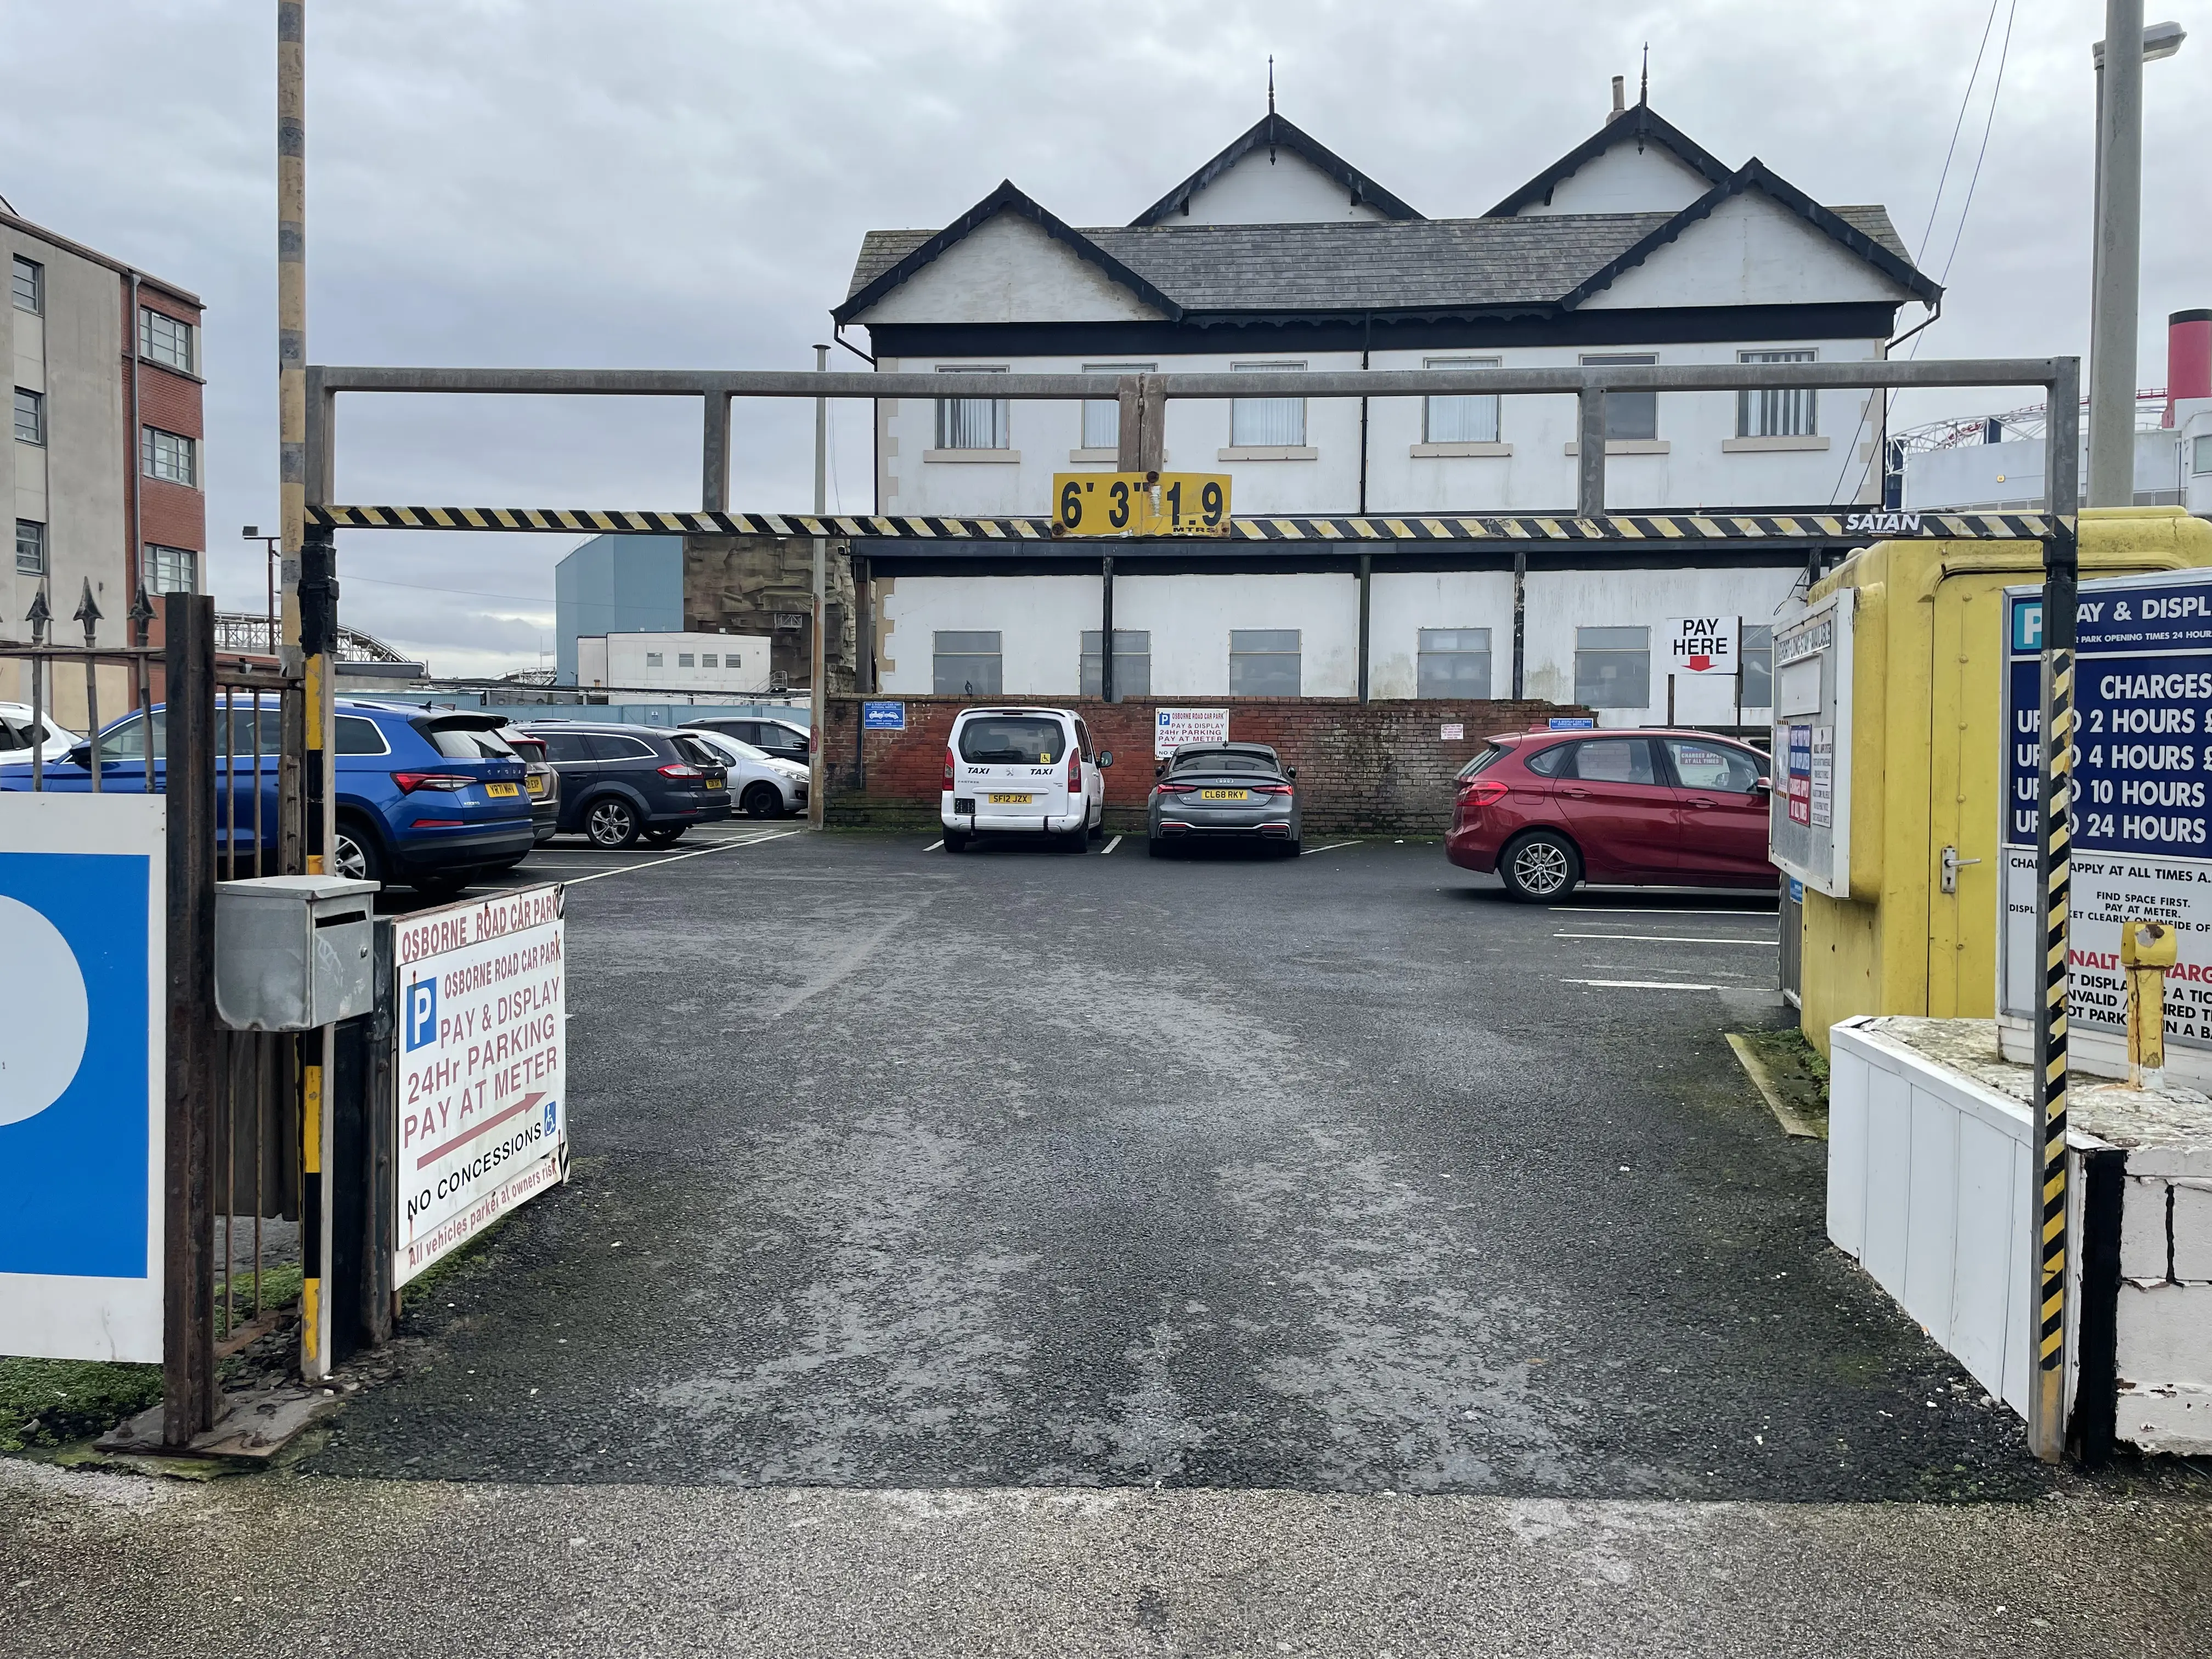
[0,793,166,1362]
[394,884,568,1286]
[1662,615,1740,676]
[1767,589,1855,899]
[1155,707,1229,758]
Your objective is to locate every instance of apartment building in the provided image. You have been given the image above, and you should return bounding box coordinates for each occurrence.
[4,204,205,724]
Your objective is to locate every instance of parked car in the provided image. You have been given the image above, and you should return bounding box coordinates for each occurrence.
[523,721,732,847]
[687,715,811,769]
[0,702,80,764]
[1446,727,1776,901]
[941,706,1105,853]
[499,725,562,843]
[1148,742,1301,857]
[0,698,534,894]
[677,726,807,819]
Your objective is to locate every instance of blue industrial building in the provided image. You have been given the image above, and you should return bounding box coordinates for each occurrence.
[554,534,683,685]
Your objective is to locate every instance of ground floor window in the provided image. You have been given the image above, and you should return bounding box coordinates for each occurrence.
[934,629,1003,696]
[1740,623,1774,707]
[1417,628,1492,698]
[143,544,196,594]
[15,518,44,575]
[1228,629,1300,696]
[1080,629,1150,698]
[1573,625,1650,708]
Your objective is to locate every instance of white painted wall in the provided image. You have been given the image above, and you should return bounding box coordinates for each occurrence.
[1515,140,1713,216]
[1519,563,1797,726]
[1366,571,1517,698]
[1172,145,1390,225]
[860,212,1167,325]
[589,630,773,693]
[1581,191,1910,309]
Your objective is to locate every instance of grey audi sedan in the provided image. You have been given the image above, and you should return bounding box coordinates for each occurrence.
[1147,742,1302,857]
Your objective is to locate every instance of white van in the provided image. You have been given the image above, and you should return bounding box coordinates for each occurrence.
[941,706,1107,853]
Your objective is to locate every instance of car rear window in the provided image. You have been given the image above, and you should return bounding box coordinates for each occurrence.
[424,722,517,760]
[1457,746,1510,781]
[1522,743,1570,778]
[586,733,658,761]
[1172,749,1278,775]
[670,735,719,766]
[336,715,389,756]
[535,731,591,763]
[959,716,1064,765]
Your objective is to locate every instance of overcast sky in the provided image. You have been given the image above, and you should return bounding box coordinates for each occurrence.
[5,1,2205,675]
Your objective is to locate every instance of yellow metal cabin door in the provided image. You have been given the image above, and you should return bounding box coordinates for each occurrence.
[1927,575,2006,1016]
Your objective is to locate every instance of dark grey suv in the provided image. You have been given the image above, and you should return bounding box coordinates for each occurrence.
[524,721,733,847]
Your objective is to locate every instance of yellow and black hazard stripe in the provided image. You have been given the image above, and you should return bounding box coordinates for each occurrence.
[307,505,2055,545]
[2034,646,2075,1443]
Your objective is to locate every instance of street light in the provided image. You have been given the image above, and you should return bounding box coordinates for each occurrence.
[2088,10,2186,507]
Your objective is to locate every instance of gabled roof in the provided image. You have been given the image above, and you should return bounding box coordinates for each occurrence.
[831,180,1185,326]
[1485,103,1733,218]
[1128,111,1423,227]
[1555,160,1941,310]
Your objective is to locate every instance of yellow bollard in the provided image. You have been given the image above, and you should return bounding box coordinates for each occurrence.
[2120,918,2178,1088]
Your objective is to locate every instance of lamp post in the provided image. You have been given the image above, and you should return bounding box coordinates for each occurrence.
[242,525,281,652]
[2088,10,2186,507]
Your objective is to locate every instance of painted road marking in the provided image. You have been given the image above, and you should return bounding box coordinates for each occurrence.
[1551,907,1778,917]
[924,840,945,852]
[562,828,803,887]
[1564,978,1720,990]
[1301,841,1362,856]
[1101,836,1122,855]
[1554,933,1776,946]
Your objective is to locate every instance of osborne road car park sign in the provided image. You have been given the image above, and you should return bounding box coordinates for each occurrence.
[394,885,568,1285]
[0,793,165,1362]
[1156,707,1230,758]
[2001,571,2212,1076]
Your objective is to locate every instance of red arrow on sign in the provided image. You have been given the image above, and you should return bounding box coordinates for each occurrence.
[1686,654,1713,672]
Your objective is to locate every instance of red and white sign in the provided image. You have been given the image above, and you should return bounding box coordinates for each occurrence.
[394,885,567,1286]
[1663,615,1740,675]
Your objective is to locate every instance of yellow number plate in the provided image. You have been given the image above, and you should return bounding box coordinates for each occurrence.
[706,776,724,788]
[484,782,520,798]
[1199,788,1250,802]
[987,792,1034,804]
[1053,472,1232,538]
[526,774,549,797]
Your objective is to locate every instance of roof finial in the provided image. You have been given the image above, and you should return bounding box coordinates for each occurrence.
[1267,54,1275,114]
[1639,42,1649,105]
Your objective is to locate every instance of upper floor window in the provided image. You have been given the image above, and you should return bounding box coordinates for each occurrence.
[14,387,44,445]
[1581,353,1656,442]
[142,426,196,485]
[143,544,196,595]
[1229,361,1306,448]
[934,630,1003,696]
[140,308,196,374]
[15,519,45,576]
[11,257,42,315]
[935,365,1009,450]
[1228,628,1301,696]
[2194,435,2212,475]
[1418,628,1492,698]
[1739,349,1816,438]
[1423,358,1500,444]
[1080,363,1154,451]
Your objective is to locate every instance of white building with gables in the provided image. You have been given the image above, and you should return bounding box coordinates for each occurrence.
[831,88,1941,725]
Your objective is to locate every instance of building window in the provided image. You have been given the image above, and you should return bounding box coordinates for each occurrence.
[1229,629,1301,696]
[1573,626,1650,708]
[14,387,44,445]
[1080,629,1151,698]
[1580,353,1657,442]
[2194,435,2212,475]
[701,653,717,668]
[677,653,695,667]
[1081,363,1155,450]
[935,365,1009,450]
[143,544,196,594]
[1423,358,1500,444]
[1230,362,1306,448]
[139,308,196,375]
[1740,623,1774,708]
[933,630,1003,696]
[1738,349,1816,437]
[11,257,42,315]
[645,652,663,667]
[15,519,45,576]
[1417,628,1492,698]
[142,426,196,485]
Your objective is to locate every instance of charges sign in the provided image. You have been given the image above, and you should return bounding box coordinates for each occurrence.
[394,884,568,1285]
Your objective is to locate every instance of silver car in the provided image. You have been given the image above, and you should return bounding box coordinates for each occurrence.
[678,726,808,819]
[1147,742,1302,858]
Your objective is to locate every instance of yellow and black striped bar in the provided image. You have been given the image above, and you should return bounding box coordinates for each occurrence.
[2032,645,2075,1460]
[308,505,2055,545]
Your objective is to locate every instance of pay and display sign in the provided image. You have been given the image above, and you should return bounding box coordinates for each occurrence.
[1155,707,1229,758]
[394,884,567,1285]
[2001,573,2212,1051]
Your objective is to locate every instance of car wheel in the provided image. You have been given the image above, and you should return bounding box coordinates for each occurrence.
[1278,837,1303,859]
[641,825,685,847]
[334,818,384,884]
[742,782,781,819]
[585,796,641,849]
[943,830,969,854]
[1500,831,1581,902]
[1147,836,1171,859]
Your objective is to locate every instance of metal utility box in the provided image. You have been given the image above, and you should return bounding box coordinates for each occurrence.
[215,875,380,1031]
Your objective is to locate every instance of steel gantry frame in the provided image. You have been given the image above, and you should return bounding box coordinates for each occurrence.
[302,355,2083,1462]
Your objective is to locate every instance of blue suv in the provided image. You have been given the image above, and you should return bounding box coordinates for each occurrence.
[0,698,534,896]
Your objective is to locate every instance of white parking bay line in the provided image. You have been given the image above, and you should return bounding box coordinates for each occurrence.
[1101,836,1122,854]
[1564,978,1720,990]
[1554,933,1776,946]
[924,840,945,852]
[1301,841,1362,856]
[1552,907,1778,917]
[562,828,803,887]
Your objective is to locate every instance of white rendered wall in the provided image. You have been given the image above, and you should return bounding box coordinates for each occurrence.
[860,213,1167,325]
[1579,191,1910,309]
[599,630,773,693]
[1514,140,1713,217]
[1170,146,1391,225]
[1365,571,1517,699]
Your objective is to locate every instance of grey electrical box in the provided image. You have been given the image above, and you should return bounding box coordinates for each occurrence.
[214,874,380,1032]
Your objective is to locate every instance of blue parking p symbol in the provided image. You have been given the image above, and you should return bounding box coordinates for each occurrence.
[405,979,438,1052]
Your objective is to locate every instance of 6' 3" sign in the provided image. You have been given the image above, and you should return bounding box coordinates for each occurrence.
[1053,471,1231,537]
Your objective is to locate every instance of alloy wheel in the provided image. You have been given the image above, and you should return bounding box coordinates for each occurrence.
[1512,839,1571,896]
[588,799,639,848]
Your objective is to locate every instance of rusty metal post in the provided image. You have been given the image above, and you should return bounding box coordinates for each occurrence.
[75,580,103,793]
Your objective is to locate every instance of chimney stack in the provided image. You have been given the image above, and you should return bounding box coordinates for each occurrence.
[2168,309,2211,427]
[1610,75,1626,120]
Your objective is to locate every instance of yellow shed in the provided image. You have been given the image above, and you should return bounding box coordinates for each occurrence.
[1798,506,2212,1053]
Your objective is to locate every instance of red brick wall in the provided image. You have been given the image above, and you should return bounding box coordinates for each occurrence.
[822,695,1594,833]
[136,322,205,568]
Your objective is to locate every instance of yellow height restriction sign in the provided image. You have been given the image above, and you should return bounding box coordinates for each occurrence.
[1053,472,1231,537]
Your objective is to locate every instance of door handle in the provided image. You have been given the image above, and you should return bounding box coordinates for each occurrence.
[1688,797,1717,809]
[1562,787,1590,799]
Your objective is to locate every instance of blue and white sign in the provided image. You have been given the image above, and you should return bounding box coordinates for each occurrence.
[861,701,906,731]
[1548,716,1597,730]
[0,793,166,1362]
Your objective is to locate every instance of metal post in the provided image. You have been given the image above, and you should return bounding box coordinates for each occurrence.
[2031,356,2083,1462]
[276,0,307,678]
[2089,0,2144,507]
[703,391,730,512]
[1356,550,1371,703]
[1577,390,1608,518]
[298,523,337,1382]
[75,580,103,793]
[1115,376,1143,472]
[1511,550,1527,700]
[810,345,827,828]
[1138,375,1166,473]
[1099,555,1115,703]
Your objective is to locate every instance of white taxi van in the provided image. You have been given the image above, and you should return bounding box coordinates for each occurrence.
[941,706,1107,853]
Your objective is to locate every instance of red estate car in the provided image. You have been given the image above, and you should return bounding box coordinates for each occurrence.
[1446,728,1778,901]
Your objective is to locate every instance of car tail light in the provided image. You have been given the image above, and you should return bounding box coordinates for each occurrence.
[1254,783,1294,795]
[944,746,956,790]
[1155,781,1195,794]
[411,817,464,828]
[658,762,703,779]
[1463,780,1510,808]
[1068,752,1081,794]
[391,771,472,793]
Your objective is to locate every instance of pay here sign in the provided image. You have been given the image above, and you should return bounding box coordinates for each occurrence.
[394,884,568,1285]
